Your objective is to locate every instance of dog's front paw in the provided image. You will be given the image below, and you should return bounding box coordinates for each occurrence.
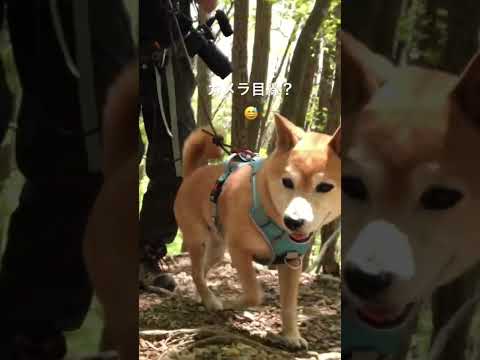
[267,332,308,351]
[281,334,308,350]
[203,294,223,311]
[223,295,263,310]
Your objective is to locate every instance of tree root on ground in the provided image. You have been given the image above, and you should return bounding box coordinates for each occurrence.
[65,350,119,360]
[143,285,176,297]
[141,327,340,359]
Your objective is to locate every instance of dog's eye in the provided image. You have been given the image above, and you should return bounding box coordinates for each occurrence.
[420,186,463,210]
[342,176,368,201]
[282,178,295,189]
[316,182,334,193]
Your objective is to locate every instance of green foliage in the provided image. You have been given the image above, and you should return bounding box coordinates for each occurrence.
[308,0,339,132]
[321,0,340,45]
[397,0,449,66]
[291,0,316,22]
[139,119,148,212]
[168,231,183,255]
[65,298,103,356]
[396,0,424,44]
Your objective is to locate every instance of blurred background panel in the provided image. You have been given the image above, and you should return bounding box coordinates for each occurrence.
[341,1,480,359]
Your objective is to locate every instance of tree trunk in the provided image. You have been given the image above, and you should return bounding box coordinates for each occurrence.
[442,0,480,74]
[317,37,335,129]
[342,0,404,61]
[317,37,340,275]
[319,219,340,276]
[279,0,331,125]
[231,0,250,149]
[196,7,212,127]
[432,266,480,360]
[248,0,272,150]
[257,20,299,151]
[267,0,330,154]
[326,34,340,134]
[296,37,321,130]
[302,234,315,272]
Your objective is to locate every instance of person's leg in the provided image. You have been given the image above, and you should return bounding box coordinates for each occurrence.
[0,0,12,144]
[0,57,12,145]
[0,1,134,358]
[139,42,196,288]
[139,60,180,281]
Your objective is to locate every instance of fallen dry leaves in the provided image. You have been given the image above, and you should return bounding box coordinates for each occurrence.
[139,254,340,360]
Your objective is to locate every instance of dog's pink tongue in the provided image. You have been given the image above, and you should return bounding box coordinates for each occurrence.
[361,308,389,324]
[360,306,402,325]
[290,233,308,242]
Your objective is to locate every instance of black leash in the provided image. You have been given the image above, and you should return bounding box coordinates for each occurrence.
[201,128,232,155]
[200,129,259,162]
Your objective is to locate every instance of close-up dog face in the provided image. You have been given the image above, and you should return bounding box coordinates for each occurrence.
[341,31,480,327]
[267,114,341,242]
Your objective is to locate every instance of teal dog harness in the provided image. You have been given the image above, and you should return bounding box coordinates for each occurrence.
[342,302,411,358]
[210,151,312,266]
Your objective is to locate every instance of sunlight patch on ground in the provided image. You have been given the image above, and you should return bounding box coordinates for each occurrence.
[167,231,183,255]
[65,297,103,356]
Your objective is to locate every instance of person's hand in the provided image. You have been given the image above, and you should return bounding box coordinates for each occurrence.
[198,0,217,13]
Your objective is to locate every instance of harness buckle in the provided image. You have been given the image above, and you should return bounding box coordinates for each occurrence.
[210,176,226,204]
[238,150,256,162]
[284,252,303,270]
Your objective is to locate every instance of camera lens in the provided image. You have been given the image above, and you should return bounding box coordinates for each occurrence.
[184,30,207,57]
[215,10,233,37]
[197,40,232,79]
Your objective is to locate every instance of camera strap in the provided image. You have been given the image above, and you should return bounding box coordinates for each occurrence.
[152,48,183,178]
[50,0,102,172]
[164,52,183,177]
[72,0,102,172]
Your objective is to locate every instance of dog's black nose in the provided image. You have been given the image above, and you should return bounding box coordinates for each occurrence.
[284,216,305,231]
[344,265,393,300]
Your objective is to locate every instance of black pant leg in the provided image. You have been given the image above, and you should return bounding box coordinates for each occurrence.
[0,0,134,341]
[139,45,196,264]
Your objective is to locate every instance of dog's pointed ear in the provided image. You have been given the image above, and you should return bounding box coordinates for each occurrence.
[329,126,341,155]
[452,52,480,123]
[341,31,395,115]
[274,113,304,152]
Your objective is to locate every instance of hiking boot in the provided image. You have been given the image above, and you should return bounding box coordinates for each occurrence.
[152,272,176,292]
[139,259,176,292]
[0,331,67,360]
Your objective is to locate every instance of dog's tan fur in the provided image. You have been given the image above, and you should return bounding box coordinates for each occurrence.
[83,61,139,359]
[174,114,341,349]
[342,30,480,317]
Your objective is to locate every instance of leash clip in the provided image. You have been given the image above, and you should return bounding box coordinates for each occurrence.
[284,252,303,270]
[235,149,258,162]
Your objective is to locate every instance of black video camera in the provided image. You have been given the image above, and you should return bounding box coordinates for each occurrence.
[178,9,233,79]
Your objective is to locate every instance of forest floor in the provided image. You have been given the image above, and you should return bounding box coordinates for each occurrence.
[139,253,341,360]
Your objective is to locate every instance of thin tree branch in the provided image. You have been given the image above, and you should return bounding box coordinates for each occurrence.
[257,20,300,151]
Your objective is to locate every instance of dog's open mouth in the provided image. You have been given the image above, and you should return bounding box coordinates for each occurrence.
[289,232,312,243]
[357,302,415,329]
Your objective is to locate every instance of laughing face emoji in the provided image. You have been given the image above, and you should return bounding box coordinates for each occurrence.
[244,106,258,121]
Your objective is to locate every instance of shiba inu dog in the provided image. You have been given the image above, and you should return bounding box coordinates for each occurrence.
[84,61,139,359]
[174,114,341,349]
[341,30,480,355]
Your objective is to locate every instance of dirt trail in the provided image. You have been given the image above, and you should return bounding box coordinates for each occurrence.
[139,254,341,360]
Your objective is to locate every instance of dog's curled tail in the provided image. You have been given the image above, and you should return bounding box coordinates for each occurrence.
[182,127,224,178]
